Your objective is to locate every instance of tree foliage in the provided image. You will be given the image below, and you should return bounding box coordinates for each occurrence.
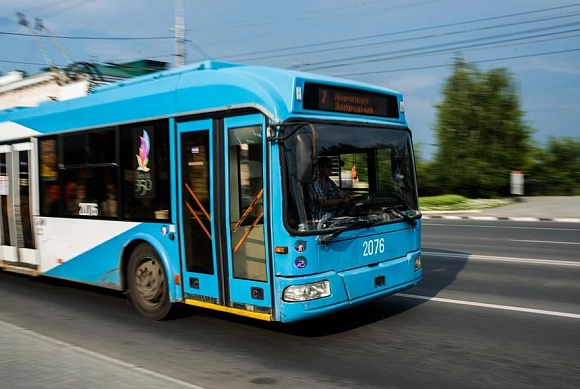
[430,57,534,197]
[527,137,580,195]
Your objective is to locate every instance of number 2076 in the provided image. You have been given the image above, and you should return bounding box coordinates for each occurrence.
[363,238,385,257]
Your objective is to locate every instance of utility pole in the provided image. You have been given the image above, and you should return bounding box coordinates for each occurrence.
[175,0,185,67]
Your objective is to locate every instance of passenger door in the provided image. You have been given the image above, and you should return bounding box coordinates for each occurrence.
[177,120,220,300]
[0,142,40,272]
[177,115,272,314]
[224,115,271,309]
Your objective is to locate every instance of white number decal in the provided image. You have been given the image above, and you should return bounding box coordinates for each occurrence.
[79,202,99,216]
[363,238,385,257]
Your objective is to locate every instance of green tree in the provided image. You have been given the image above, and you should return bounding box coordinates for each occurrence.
[414,142,438,195]
[528,137,580,195]
[432,56,534,197]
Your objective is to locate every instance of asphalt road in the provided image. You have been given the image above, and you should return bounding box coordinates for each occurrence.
[1,218,579,388]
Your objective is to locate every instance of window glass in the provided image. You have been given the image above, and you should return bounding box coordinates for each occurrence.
[63,128,116,165]
[284,123,419,232]
[39,128,119,218]
[39,137,60,216]
[228,125,266,282]
[120,120,170,221]
[63,167,117,217]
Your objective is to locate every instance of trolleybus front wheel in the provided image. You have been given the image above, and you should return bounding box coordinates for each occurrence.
[127,243,171,320]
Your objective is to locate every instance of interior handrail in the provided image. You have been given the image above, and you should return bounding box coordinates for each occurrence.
[233,211,264,253]
[232,188,263,233]
[184,200,212,240]
[184,183,210,221]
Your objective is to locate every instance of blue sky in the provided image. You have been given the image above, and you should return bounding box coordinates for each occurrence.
[1,0,579,160]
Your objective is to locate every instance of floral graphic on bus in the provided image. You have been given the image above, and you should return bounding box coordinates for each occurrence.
[136,130,151,172]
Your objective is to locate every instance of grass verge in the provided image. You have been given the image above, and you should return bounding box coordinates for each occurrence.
[419,195,513,211]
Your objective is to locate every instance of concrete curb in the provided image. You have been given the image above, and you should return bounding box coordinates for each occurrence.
[422,215,580,223]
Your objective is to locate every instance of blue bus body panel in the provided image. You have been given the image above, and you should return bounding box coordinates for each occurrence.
[271,219,422,322]
[36,217,182,301]
[273,222,420,275]
[276,252,422,322]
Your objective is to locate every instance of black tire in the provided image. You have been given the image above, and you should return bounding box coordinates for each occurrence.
[127,243,171,320]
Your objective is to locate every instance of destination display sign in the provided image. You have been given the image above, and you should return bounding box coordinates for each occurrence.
[302,82,399,119]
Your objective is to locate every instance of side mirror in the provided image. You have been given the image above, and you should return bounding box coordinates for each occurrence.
[295,127,317,183]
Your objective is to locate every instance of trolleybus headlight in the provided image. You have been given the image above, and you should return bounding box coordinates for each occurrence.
[283,281,331,302]
[414,255,422,271]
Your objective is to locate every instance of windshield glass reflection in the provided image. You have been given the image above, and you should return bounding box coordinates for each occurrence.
[284,122,420,233]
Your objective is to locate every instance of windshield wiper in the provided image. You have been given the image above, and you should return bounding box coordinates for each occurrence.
[390,207,417,227]
[318,219,375,244]
[389,192,420,227]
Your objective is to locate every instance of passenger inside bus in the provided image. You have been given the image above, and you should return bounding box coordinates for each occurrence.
[307,156,351,221]
[65,182,78,215]
[46,183,60,216]
[100,184,117,217]
[128,197,155,219]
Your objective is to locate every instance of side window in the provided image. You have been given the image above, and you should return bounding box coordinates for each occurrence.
[63,129,118,218]
[39,129,119,218]
[63,167,117,217]
[39,137,60,216]
[120,120,170,221]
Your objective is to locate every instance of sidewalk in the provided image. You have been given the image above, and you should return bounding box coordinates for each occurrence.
[0,320,202,389]
[422,196,580,222]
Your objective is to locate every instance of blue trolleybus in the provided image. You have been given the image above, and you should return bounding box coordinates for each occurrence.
[0,61,422,322]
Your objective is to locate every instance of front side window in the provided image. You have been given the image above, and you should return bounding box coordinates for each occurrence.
[284,122,419,232]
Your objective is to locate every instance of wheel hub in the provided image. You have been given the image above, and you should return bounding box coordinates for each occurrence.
[135,258,164,302]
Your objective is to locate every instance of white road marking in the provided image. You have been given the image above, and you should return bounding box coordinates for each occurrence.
[465,216,499,221]
[423,251,580,267]
[506,217,541,222]
[553,218,580,223]
[510,239,580,245]
[396,293,580,319]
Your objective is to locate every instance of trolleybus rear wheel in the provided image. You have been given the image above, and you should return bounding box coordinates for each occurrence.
[127,243,171,320]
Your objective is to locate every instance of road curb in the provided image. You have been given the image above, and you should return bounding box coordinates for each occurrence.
[422,215,580,223]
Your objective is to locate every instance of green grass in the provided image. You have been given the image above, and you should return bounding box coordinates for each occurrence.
[419,195,513,211]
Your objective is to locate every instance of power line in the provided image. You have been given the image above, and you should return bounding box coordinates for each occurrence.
[219,3,580,61]
[230,11,580,63]
[3,1,580,79]
[185,0,443,33]
[300,23,580,71]
[399,31,580,63]
[0,30,173,40]
[6,2,574,58]
[335,48,580,77]
[186,40,212,61]
[0,59,48,67]
[0,0,94,24]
